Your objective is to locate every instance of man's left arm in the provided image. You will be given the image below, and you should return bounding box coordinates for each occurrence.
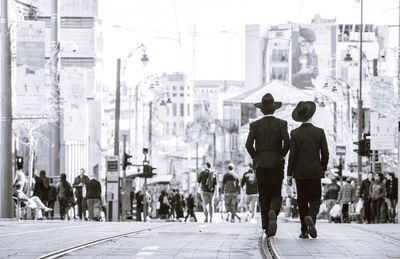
[281,121,290,157]
[245,124,256,158]
[320,129,329,171]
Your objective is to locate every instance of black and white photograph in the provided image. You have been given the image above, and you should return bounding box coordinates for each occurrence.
[0,0,399,258]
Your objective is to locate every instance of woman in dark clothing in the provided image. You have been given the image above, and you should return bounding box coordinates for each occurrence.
[369,173,386,223]
[57,173,73,220]
[158,190,170,219]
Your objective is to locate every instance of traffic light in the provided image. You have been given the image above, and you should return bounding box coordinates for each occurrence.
[16,156,23,170]
[122,152,132,170]
[142,163,156,178]
[334,163,343,177]
[353,139,366,156]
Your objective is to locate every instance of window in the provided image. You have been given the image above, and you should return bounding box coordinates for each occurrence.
[231,134,238,151]
[355,25,361,32]
[180,93,184,97]
[166,106,170,116]
[172,86,177,90]
[364,24,373,32]
[180,86,184,91]
[187,104,190,116]
[271,49,289,62]
[271,67,289,81]
[172,93,177,97]
[180,103,184,116]
[173,103,177,116]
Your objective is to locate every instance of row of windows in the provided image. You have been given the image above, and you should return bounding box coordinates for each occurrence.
[168,103,191,117]
[38,17,96,29]
[167,85,191,91]
[172,93,190,97]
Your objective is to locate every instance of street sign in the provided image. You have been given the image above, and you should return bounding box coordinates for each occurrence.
[370,112,395,150]
[336,145,346,156]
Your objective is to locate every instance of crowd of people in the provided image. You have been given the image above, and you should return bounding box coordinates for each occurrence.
[12,168,103,221]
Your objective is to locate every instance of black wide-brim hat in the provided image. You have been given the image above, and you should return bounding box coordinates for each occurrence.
[254,93,282,110]
[292,101,316,122]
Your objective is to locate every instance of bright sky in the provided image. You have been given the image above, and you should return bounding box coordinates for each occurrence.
[103,0,399,85]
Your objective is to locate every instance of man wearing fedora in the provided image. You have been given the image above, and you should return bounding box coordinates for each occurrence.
[245,93,290,237]
[287,101,329,239]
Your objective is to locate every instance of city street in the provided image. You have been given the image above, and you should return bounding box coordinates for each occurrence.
[1,213,400,258]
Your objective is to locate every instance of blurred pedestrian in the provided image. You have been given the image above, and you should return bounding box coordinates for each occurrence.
[33,170,50,216]
[197,162,217,223]
[324,177,340,223]
[158,189,170,220]
[184,193,197,222]
[86,174,102,221]
[222,163,241,223]
[246,93,290,236]
[337,177,355,223]
[136,187,145,221]
[46,178,57,220]
[385,172,398,223]
[287,101,329,239]
[241,163,258,222]
[57,173,74,220]
[369,173,386,223]
[72,168,89,220]
[13,170,27,193]
[359,172,374,223]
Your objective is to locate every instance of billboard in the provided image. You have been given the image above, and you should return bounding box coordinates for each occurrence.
[370,77,396,150]
[60,68,87,141]
[291,24,336,90]
[15,21,47,116]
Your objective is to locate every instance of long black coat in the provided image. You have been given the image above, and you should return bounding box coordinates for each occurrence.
[287,123,329,179]
[245,116,290,173]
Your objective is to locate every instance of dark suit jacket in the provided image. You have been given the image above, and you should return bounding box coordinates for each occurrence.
[287,123,329,179]
[245,116,290,173]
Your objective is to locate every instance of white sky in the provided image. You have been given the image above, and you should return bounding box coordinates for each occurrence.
[103,0,400,85]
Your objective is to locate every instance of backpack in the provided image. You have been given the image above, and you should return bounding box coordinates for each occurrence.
[206,170,216,192]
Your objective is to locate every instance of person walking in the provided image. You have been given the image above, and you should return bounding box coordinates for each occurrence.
[222,163,241,223]
[245,93,290,236]
[46,178,57,220]
[369,173,386,223]
[72,168,89,220]
[57,173,74,220]
[158,189,170,220]
[86,174,102,221]
[324,177,340,223]
[184,193,197,222]
[287,101,329,239]
[359,172,374,223]
[241,163,258,222]
[385,172,398,223]
[197,162,217,223]
[337,177,355,223]
[33,170,50,217]
[136,187,145,221]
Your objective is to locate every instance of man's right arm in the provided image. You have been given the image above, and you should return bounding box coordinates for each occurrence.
[72,177,79,188]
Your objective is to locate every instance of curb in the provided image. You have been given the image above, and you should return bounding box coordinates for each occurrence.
[261,232,281,259]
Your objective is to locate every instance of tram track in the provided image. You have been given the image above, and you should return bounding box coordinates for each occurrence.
[260,233,280,259]
[345,224,400,246]
[36,224,171,259]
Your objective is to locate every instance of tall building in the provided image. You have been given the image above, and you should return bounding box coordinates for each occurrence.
[17,0,105,180]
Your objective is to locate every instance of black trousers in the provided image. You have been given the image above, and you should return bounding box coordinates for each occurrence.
[185,208,197,222]
[256,167,283,230]
[363,198,372,223]
[296,179,321,232]
[76,197,87,219]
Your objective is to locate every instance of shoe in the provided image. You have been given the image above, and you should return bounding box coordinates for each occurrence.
[230,219,235,223]
[204,218,208,223]
[267,210,277,237]
[305,216,317,238]
[299,231,309,239]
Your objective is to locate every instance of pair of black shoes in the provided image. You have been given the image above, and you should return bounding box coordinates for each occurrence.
[300,216,317,239]
[265,210,277,237]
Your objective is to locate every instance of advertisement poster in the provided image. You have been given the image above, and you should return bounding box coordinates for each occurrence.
[15,21,47,116]
[291,24,336,90]
[60,68,87,141]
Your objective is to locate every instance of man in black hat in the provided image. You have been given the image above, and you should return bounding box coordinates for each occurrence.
[245,93,290,237]
[287,101,329,239]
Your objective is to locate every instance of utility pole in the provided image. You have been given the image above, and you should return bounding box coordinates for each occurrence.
[397,0,400,224]
[148,101,152,161]
[356,0,364,191]
[50,0,60,177]
[121,134,127,221]
[114,59,121,156]
[0,0,13,218]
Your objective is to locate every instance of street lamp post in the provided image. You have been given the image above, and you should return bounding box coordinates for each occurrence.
[357,0,364,191]
[0,0,13,218]
[114,44,149,221]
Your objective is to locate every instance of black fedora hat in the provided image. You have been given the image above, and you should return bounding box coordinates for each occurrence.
[254,93,282,110]
[292,101,316,122]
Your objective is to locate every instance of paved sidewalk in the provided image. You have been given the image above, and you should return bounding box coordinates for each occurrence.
[268,220,400,259]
